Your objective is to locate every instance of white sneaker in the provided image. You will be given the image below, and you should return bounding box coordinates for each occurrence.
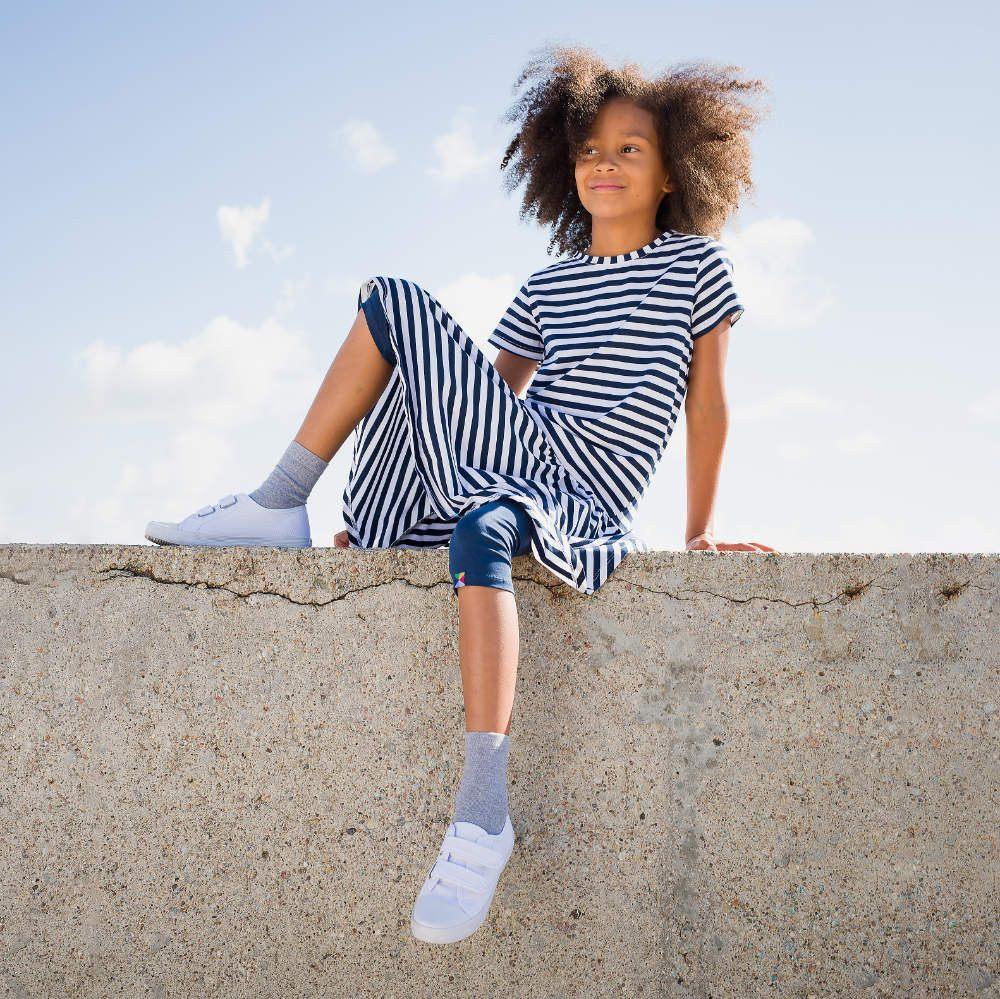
[144,492,311,548]
[410,815,515,945]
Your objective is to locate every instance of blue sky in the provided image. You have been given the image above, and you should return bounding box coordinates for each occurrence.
[2,1,997,553]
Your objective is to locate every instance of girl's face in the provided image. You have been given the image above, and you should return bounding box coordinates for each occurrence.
[573,97,673,229]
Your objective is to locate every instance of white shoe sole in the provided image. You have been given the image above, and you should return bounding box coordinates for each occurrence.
[144,523,311,548]
[410,902,496,945]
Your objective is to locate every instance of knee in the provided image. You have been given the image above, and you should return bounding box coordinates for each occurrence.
[450,504,507,560]
[449,503,519,593]
[450,499,534,561]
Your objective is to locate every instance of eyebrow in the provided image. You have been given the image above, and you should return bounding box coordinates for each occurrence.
[586,132,652,142]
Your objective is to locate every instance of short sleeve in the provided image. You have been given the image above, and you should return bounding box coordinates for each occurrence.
[691,241,745,339]
[487,282,545,362]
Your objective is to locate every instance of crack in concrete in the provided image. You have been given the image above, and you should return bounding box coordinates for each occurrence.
[609,571,895,608]
[0,570,30,585]
[97,564,451,607]
[94,562,906,611]
[510,573,566,595]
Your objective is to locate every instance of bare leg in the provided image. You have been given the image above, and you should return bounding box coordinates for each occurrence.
[456,586,519,736]
[294,308,394,462]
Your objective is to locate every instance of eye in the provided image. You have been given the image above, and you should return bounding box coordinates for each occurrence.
[579,144,640,156]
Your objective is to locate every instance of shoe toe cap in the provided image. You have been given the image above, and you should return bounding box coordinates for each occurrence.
[412,891,475,929]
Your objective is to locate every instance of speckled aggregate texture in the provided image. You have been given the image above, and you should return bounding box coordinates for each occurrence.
[0,544,996,998]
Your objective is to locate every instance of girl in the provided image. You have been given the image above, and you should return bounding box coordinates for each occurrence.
[144,45,776,945]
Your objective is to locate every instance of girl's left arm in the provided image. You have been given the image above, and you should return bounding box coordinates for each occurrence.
[684,319,731,548]
[683,317,777,553]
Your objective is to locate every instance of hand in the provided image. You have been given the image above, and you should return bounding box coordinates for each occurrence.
[333,529,351,548]
[685,531,778,553]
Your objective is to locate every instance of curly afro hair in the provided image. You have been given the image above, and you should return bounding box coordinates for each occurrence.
[498,44,770,257]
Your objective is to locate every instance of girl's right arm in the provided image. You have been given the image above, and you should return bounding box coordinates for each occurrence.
[492,349,540,397]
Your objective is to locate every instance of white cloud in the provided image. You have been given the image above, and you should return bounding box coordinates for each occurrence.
[65,428,235,544]
[69,315,325,544]
[338,119,397,174]
[217,196,293,268]
[78,315,317,429]
[427,106,493,182]
[429,271,523,345]
[218,196,268,268]
[723,217,835,330]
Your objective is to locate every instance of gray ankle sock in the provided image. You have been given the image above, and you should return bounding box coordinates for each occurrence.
[249,440,328,509]
[452,731,510,835]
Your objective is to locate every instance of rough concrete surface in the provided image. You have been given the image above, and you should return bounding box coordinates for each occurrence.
[0,544,996,998]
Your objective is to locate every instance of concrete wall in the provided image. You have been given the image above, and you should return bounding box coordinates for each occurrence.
[0,544,996,998]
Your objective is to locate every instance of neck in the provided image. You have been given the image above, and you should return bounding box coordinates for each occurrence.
[586,219,660,256]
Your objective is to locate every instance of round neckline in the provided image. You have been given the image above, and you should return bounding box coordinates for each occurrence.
[574,229,673,264]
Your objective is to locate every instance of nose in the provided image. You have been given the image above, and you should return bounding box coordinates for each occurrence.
[592,152,622,174]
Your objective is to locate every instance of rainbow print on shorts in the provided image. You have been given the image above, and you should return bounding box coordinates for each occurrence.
[453,570,466,588]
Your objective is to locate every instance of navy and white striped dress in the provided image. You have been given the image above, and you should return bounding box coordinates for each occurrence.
[342,229,744,595]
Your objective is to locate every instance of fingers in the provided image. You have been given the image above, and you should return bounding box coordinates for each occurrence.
[741,540,779,552]
[686,539,780,554]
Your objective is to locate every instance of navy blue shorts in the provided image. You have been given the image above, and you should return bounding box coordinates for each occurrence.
[361,289,396,366]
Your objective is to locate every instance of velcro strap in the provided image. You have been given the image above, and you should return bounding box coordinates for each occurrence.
[441,836,504,870]
[431,859,489,893]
